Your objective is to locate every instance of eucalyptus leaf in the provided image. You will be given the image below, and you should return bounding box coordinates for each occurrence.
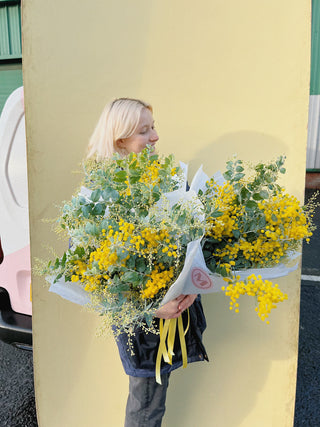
[223,171,232,180]
[53,272,63,283]
[81,205,92,218]
[85,223,99,235]
[78,196,87,205]
[135,258,147,272]
[152,185,160,201]
[245,200,258,210]
[240,187,251,200]
[74,246,85,257]
[100,219,111,230]
[216,265,228,277]
[108,284,130,293]
[137,207,149,217]
[258,216,266,228]
[210,210,223,218]
[114,170,127,182]
[90,189,101,202]
[203,250,212,259]
[177,212,187,226]
[129,175,141,184]
[126,257,136,269]
[117,249,129,260]
[149,154,159,162]
[234,173,245,181]
[122,271,142,284]
[208,259,216,272]
[92,203,105,215]
[61,252,67,268]
[144,313,154,327]
[226,161,234,171]
[102,188,119,201]
[253,193,264,201]
[259,190,269,199]
[232,229,241,239]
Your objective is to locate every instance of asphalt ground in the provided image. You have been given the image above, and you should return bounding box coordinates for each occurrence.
[0,342,36,427]
[295,280,320,426]
[0,189,319,427]
[294,188,320,427]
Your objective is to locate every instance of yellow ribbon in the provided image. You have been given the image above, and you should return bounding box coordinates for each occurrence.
[167,317,177,364]
[155,310,190,384]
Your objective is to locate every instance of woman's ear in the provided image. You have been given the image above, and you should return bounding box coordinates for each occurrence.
[116,139,124,148]
[115,139,128,156]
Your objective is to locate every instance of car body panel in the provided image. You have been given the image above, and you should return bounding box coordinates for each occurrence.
[0,86,32,346]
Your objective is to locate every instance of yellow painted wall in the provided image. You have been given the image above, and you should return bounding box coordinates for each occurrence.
[23,1,310,426]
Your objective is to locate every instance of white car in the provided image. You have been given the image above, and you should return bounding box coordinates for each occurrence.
[0,87,32,349]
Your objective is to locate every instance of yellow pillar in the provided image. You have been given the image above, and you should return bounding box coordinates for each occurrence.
[23,1,310,426]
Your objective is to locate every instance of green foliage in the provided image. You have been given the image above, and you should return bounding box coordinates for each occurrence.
[199,155,313,275]
[43,147,204,334]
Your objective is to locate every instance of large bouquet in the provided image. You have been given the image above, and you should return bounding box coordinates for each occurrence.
[173,156,315,323]
[45,148,204,335]
[201,156,315,323]
[43,149,315,382]
[45,151,315,327]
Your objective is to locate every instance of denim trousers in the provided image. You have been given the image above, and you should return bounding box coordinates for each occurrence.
[124,373,170,427]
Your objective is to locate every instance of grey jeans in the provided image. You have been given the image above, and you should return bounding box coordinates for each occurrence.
[124,373,170,427]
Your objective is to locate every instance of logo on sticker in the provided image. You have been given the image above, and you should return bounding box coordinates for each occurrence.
[191,268,213,289]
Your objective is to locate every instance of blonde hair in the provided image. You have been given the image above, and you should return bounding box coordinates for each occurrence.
[86,98,153,160]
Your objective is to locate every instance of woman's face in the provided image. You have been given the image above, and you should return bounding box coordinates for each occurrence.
[117,108,159,154]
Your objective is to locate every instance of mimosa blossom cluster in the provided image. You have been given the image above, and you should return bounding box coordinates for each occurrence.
[42,151,316,331]
[201,156,315,322]
[69,220,183,301]
[43,148,204,335]
[222,274,288,323]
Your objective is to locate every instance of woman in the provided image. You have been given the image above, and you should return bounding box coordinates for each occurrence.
[87,98,208,427]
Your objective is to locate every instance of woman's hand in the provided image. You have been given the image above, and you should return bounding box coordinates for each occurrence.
[155,294,197,319]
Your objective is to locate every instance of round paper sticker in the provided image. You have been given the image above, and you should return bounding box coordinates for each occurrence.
[191,268,213,290]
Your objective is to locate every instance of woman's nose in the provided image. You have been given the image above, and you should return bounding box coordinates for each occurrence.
[150,129,159,142]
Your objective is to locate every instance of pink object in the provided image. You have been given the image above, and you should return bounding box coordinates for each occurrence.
[0,245,32,315]
[191,268,213,290]
[0,87,31,316]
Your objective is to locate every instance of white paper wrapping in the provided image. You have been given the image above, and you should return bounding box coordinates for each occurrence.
[79,186,92,201]
[48,164,300,309]
[160,238,227,305]
[160,239,300,305]
[48,276,91,306]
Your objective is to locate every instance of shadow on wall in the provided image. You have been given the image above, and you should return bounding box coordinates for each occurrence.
[166,272,299,427]
[189,131,289,178]
[165,131,298,427]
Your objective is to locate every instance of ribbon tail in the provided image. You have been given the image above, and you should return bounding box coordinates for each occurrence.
[184,308,190,336]
[156,319,170,384]
[167,318,177,364]
[178,315,188,369]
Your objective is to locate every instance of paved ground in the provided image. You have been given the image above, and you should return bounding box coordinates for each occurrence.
[0,341,36,427]
[294,188,320,427]
[295,280,320,426]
